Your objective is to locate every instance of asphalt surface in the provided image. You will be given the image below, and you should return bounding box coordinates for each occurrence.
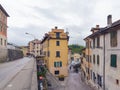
[0,57,36,90]
[47,66,94,90]
[65,67,93,90]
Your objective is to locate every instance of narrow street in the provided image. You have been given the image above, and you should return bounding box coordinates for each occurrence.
[65,66,93,90]
[0,57,37,90]
[47,65,94,90]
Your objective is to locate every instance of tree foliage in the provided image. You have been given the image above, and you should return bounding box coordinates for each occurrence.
[68,44,84,54]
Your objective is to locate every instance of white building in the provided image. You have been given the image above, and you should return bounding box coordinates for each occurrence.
[103,15,120,90]
[88,25,104,90]
[28,39,41,57]
[84,15,120,90]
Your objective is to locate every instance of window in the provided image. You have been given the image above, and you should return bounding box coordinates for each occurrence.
[1,38,2,45]
[86,42,89,48]
[97,55,99,65]
[116,79,119,85]
[111,54,117,67]
[91,70,92,79]
[56,51,60,57]
[110,31,117,47]
[86,55,89,62]
[90,41,92,48]
[90,55,92,63]
[56,32,60,38]
[93,55,95,64]
[54,70,59,75]
[48,51,50,57]
[93,72,96,83]
[56,41,60,46]
[93,38,95,48]
[0,23,2,32]
[97,74,102,87]
[4,40,6,46]
[54,61,62,67]
[60,61,62,67]
[97,37,100,48]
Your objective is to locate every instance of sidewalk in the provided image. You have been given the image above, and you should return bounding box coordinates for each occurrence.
[3,57,38,90]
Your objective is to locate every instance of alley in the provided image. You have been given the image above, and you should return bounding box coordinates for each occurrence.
[65,66,93,90]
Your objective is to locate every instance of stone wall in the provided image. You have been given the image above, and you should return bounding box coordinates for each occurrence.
[0,48,23,62]
[7,49,23,61]
[0,48,8,62]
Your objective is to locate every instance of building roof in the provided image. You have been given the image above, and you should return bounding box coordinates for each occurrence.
[41,33,49,44]
[28,39,41,44]
[0,4,9,17]
[84,18,120,40]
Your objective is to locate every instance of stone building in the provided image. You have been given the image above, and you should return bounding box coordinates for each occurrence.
[0,4,9,62]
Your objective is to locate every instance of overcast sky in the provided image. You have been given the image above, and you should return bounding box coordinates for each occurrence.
[1,0,120,46]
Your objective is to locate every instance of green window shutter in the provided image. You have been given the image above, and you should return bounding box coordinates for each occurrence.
[111,55,117,67]
[60,61,62,67]
[110,31,117,47]
[54,62,56,67]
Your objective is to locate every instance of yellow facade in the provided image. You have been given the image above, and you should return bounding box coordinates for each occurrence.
[41,27,69,77]
[20,46,28,56]
[84,38,92,80]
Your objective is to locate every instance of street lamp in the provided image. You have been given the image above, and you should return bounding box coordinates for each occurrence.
[25,32,36,57]
[25,32,36,40]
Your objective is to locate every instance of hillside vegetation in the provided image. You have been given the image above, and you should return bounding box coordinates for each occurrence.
[68,44,84,54]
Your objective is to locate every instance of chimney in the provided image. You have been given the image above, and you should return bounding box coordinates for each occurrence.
[96,25,99,28]
[91,25,100,34]
[107,15,112,26]
[55,26,58,29]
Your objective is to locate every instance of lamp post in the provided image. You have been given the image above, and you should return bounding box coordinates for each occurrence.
[25,32,36,57]
[25,32,36,40]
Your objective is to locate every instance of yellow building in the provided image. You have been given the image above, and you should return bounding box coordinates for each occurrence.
[41,27,69,77]
[28,41,34,55]
[20,46,28,56]
[83,37,92,81]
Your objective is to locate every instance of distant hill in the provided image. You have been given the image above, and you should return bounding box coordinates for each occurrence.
[68,44,84,54]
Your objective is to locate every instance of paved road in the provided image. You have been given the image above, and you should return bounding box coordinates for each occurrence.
[65,67,93,90]
[47,66,94,90]
[0,57,32,90]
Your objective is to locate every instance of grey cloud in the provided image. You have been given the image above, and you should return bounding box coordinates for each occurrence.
[32,6,65,22]
[3,0,120,46]
[8,25,49,46]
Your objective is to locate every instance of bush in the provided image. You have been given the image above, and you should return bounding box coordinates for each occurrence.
[37,67,47,77]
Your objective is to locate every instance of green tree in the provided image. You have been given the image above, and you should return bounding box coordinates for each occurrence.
[68,44,84,54]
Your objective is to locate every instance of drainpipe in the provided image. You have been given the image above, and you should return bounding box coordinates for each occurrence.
[103,34,105,90]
